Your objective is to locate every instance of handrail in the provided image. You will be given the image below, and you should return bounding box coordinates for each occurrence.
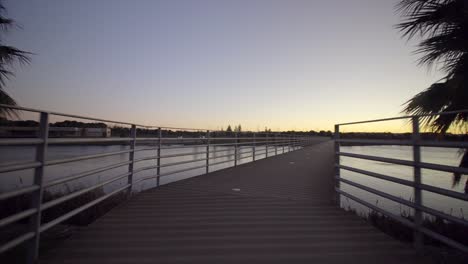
[0,103,320,262]
[336,109,468,126]
[334,110,468,253]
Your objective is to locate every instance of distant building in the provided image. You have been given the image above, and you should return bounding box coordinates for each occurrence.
[83,127,111,137]
[49,127,82,137]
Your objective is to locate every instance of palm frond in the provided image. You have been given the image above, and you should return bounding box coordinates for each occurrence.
[0,45,31,65]
[396,0,468,71]
[0,88,18,119]
[402,75,467,133]
[0,2,13,32]
[0,45,32,88]
[403,82,452,122]
[0,1,31,120]
[415,27,468,73]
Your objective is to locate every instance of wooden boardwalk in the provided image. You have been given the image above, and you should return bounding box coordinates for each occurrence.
[40,141,430,263]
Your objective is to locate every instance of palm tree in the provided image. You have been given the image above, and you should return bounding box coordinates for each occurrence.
[0,2,31,118]
[396,0,467,187]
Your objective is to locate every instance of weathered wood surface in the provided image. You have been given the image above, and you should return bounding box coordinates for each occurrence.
[40,141,431,263]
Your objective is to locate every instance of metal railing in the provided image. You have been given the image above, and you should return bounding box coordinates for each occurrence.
[0,104,323,263]
[334,110,468,253]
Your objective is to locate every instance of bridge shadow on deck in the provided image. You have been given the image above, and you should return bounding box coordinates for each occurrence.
[40,141,430,263]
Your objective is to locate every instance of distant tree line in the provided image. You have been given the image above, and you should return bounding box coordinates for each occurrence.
[0,119,107,128]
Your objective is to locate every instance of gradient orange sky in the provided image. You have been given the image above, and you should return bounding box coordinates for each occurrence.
[5,0,444,132]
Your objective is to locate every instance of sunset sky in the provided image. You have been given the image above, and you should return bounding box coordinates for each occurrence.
[5,0,442,132]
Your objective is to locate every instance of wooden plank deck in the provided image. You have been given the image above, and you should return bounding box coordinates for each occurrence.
[40,141,431,263]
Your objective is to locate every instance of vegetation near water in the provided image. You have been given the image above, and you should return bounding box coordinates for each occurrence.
[367,211,468,263]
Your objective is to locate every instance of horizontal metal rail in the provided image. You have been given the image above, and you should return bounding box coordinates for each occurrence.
[0,232,35,254]
[134,146,159,152]
[160,151,207,159]
[41,172,131,211]
[0,208,37,228]
[336,139,468,148]
[337,139,413,146]
[338,164,468,202]
[0,103,147,127]
[0,161,41,173]
[133,155,159,163]
[39,184,130,233]
[48,138,133,144]
[44,161,132,188]
[161,158,208,169]
[46,149,132,166]
[338,151,414,166]
[209,148,235,154]
[134,137,293,141]
[0,185,40,201]
[0,138,43,146]
[134,158,207,174]
[418,140,468,148]
[238,154,254,160]
[336,109,468,126]
[338,164,414,187]
[419,161,468,175]
[210,152,236,159]
[339,151,468,175]
[138,164,208,182]
[208,158,238,167]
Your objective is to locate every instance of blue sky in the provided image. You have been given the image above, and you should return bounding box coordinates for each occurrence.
[4,0,441,131]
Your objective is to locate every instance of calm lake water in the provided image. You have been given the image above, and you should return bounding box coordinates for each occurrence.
[1,144,466,220]
[340,145,468,219]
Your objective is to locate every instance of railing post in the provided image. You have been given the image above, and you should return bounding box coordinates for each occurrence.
[252,132,256,161]
[27,112,49,264]
[288,135,291,152]
[412,116,423,250]
[266,133,269,158]
[234,132,238,166]
[292,135,294,151]
[282,135,285,154]
[206,130,210,174]
[275,133,278,156]
[128,125,137,194]
[156,127,161,187]
[291,134,296,151]
[334,125,341,206]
